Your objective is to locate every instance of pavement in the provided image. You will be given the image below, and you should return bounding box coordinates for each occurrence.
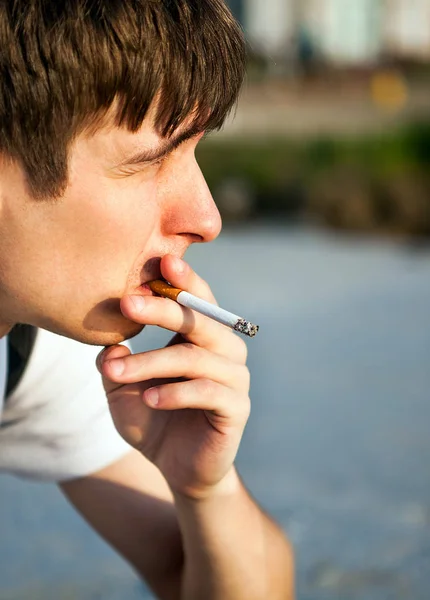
[1,224,429,599]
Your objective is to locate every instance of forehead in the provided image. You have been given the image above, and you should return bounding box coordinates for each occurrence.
[78,98,200,163]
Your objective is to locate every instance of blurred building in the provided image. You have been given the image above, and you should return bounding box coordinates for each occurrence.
[302,0,381,65]
[241,0,296,57]
[383,0,430,61]
[229,0,430,66]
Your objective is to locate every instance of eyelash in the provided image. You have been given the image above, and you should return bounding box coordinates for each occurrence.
[119,156,167,177]
[118,132,208,178]
[152,156,167,167]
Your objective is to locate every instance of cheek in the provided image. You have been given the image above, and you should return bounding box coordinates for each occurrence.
[3,180,158,301]
[61,181,160,286]
[67,176,157,247]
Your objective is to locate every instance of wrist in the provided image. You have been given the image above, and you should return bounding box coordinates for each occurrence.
[172,467,241,506]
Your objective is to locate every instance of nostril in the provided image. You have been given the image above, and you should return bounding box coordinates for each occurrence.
[178,233,204,243]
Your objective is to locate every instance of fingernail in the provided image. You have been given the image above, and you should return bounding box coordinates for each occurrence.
[130,295,146,313]
[108,359,125,377]
[145,388,159,407]
[96,349,106,369]
[173,256,185,274]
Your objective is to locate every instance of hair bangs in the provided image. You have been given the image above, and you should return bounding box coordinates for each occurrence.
[111,0,246,138]
[0,0,246,198]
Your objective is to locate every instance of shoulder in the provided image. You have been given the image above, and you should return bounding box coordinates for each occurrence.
[6,328,105,410]
[0,328,131,481]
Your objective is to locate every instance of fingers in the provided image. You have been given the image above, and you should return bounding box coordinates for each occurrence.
[143,379,251,426]
[120,293,248,364]
[101,343,251,393]
[96,344,132,394]
[160,255,217,304]
[122,254,248,364]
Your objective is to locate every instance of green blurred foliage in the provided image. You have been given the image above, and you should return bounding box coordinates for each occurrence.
[197,122,430,237]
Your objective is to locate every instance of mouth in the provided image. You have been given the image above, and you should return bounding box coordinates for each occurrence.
[132,254,182,298]
[138,282,157,296]
[130,256,162,297]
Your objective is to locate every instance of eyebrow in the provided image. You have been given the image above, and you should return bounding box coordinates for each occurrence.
[116,125,204,168]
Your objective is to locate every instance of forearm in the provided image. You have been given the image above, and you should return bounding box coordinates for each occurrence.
[173,468,294,600]
[95,259,295,599]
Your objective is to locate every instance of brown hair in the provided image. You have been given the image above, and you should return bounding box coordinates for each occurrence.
[0,0,246,198]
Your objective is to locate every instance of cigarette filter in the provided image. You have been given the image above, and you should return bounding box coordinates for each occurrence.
[148,280,259,338]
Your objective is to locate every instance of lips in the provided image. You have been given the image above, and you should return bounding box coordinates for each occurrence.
[138,282,157,296]
[132,253,181,297]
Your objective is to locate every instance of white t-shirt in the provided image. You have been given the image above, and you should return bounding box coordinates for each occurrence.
[0,328,131,482]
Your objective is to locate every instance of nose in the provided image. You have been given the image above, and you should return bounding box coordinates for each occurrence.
[158,156,222,244]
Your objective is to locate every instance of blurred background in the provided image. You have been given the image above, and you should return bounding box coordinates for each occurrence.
[1,1,430,599]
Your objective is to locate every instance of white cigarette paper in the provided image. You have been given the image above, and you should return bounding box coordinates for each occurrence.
[148,280,259,338]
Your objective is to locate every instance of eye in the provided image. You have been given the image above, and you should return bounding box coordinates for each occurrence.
[151,156,166,167]
[117,156,168,178]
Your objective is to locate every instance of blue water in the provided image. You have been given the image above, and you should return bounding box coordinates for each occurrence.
[1,225,429,600]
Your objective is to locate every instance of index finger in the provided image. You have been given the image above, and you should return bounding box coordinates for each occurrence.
[161,256,249,363]
[160,255,218,305]
[123,255,248,363]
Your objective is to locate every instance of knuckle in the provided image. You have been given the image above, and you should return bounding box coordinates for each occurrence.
[179,342,208,370]
[220,333,248,364]
[232,393,251,423]
[180,342,198,356]
[233,336,248,363]
[200,278,212,297]
[243,397,251,421]
[193,275,214,301]
[197,378,218,397]
[240,365,251,388]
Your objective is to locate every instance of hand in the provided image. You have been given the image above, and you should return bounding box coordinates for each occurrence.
[97,255,251,500]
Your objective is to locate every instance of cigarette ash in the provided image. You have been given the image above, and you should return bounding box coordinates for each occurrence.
[234,319,259,338]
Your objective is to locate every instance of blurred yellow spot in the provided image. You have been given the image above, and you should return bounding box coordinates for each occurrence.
[370,71,409,112]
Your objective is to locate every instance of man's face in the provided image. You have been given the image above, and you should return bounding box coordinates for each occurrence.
[0,112,222,345]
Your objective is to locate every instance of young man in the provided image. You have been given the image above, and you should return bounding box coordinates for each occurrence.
[0,1,294,598]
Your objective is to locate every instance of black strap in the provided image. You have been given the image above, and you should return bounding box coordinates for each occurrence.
[6,325,37,398]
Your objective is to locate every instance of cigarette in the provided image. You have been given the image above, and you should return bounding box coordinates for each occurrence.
[148,280,259,338]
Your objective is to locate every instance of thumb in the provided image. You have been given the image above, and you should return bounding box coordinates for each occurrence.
[96,344,157,451]
[96,344,132,394]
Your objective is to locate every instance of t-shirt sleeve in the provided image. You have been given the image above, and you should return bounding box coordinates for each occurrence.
[0,328,132,482]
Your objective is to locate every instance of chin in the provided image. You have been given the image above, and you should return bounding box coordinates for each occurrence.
[49,316,145,347]
[35,300,146,347]
[80,322,146,347]
[75,299,146,346]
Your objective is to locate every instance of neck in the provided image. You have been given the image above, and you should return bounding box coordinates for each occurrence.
[0,288,16,336]
[0,322,13,339]
[0,294,16,338]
